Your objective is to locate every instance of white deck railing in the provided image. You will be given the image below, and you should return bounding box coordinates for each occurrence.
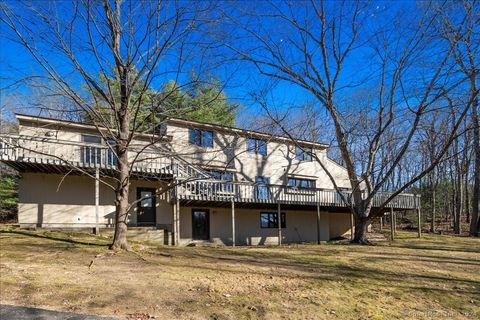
[0,134,419,209]
[0,134,176,175]
[177,180,420,209]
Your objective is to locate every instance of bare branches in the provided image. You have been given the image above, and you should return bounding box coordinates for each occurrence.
[0,0,222,249]
[220,0,477,241]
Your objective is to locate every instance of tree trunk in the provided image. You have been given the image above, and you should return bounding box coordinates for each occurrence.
[465,173,470,224]
[431,188,436,233]
[470,86,479,236]
[352,215,370,244]
[110,146,131,251]
[111,188,130,250]
[454,177,463,235]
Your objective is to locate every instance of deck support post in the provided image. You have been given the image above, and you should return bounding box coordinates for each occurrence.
[390,208,395,241]
[277,202,282,246]
[380,216,383,231]
[316,203,321,244]
[394,209,397,234]
[231,198,236,247]
[417,195,421,238]
[172,187,180,246]
[350,213,354,241]
[175,197,180,246]
[94,167,100,235]
[172,197,177,246]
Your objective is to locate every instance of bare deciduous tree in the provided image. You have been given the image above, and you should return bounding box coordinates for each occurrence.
[0,0,219,250]
[439,0,480,236]
[219,0,476,243]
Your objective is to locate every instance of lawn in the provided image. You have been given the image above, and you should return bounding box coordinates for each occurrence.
[0,227,479,320]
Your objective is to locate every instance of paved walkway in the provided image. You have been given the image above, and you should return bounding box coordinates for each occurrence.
[0,304,116,320]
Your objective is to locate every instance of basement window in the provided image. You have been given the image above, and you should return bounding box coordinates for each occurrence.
[260,212,286,229]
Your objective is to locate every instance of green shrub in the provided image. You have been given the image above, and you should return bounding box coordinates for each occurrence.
[0,174,18,221]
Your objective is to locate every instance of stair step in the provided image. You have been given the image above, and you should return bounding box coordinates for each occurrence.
[127,228,173,245]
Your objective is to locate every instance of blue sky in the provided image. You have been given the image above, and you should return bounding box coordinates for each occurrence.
[0,0,418,130]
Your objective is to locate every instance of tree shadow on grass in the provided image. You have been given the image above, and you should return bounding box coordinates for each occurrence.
[149,252,480,298]
[0,230,109,247]
[355,251,480,266]
[151,245,480,294]
[387,243,480,254]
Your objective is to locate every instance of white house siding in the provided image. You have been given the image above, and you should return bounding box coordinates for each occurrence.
[178,206,351,246]
[17,172,351,243]
[18,173,173,229]
[166,121,351,188]
[16,117,352,191]
[12,116,354,244]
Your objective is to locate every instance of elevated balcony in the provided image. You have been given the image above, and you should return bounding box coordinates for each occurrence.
[1,134,420,211]
[175,180,420,210]
[0,134,177,177]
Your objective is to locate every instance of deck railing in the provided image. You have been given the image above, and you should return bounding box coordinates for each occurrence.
[177,180,420,209]
[0,134,176,175]
[1,134,420,209]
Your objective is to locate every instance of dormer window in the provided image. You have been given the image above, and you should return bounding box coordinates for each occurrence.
[295,146,312,161]
[189,128,213,148]
[247,138,267,156]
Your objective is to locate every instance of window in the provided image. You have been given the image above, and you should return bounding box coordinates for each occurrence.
[256,176,270,200]
[82,135,102,144]
[81,135,102,165]
[81,135,117,166]
[208,170,233,192]
[287,177,316,189]
[260,212,286,228]
[189,128,214,148]
[106,139,117,166]
[295,146,312,161]
[140,191,153,208]
[247,138,267,156]
[208,170,233,181]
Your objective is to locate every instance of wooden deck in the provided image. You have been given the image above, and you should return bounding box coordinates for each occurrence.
[0,134,177,177]
[1,134,420,210]
[175,180,420,210]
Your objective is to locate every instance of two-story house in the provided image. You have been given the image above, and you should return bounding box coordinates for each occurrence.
[0,114,420,245]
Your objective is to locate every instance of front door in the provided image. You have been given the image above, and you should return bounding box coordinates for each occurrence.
[137,188,156,226]
[192,209,209,240]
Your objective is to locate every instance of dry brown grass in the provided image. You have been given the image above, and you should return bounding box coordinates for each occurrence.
[0,227,479,320]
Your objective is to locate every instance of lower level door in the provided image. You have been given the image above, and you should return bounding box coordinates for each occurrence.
[137,188,156,226]
[192,209,210,240]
